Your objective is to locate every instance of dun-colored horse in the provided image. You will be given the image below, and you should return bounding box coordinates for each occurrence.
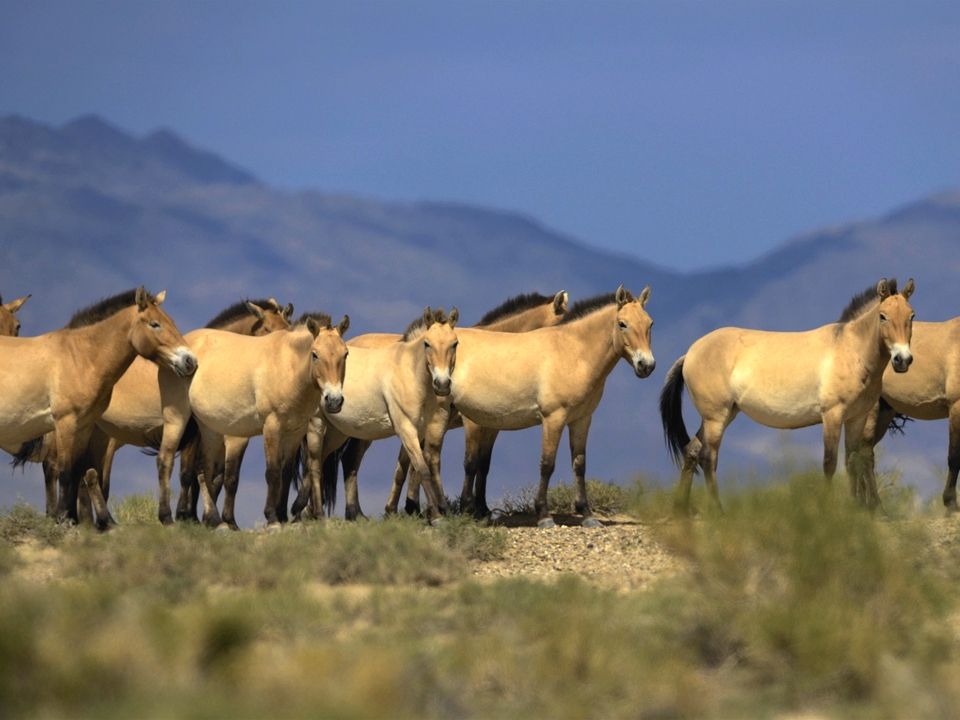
[661,278,915,514]
[421,286,654,528]
[291,307,460,524]
[161,313,349,528]
[0,288,197,527]
[858,314,960,511]
[0,292,30,337]
[329,291,568,520]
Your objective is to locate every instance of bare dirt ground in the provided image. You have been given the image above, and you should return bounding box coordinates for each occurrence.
[470,514,684,591]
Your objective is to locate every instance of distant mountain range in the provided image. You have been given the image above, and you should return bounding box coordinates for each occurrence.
[2,114,958,524]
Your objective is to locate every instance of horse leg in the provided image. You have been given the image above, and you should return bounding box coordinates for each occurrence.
[821,408,845,484]
[943,402,960,511]
[261,419,285,529]
[461,418,484,516]
[100,434,120,504]
[698,416,730,514]
[385,444,411,515]
[473,426,500,519]
[568,415,600,528]
[156,415,191,525]
[220,436,250,531]
[844,413,881,509]
[341,437,371,520]
[196,426,225,527]
[292,420,324,520]
[176,435,200,522]
[53,416,92,525]
[394,419,443,524]
[534,416,567,529]
[277,433,305,523]
[420,401,451,516]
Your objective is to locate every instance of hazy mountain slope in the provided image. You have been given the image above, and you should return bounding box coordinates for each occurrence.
[1,113,957,525]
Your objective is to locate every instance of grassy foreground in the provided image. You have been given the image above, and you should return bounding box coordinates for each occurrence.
[1,473,959,718]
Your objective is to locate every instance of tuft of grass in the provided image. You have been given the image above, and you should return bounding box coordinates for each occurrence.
[0,503,68,547]
[110,493,159,525]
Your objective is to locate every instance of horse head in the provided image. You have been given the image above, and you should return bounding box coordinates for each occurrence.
[421,306,459,396]
[306,314,350,414]
[0,293,30,337]
[132,287,198,377]
[615,285,656,378]
[246,298,294,335]
[878,278,915,373]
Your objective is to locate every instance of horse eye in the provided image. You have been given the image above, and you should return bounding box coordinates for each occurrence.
[424,341,431,350]
[879,313,888,323]
[452,341,459,349]
[311,351,319,361]
[618,321,628,330]
[149,321,162,330]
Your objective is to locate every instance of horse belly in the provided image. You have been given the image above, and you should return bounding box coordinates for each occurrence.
[454,396,541,431]
[0,409,53,446]
[326,405,395,441]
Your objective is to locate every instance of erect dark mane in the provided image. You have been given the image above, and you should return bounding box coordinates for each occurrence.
[475,292,553,327]
[837,279,899,324]
[65,289,154,329]
[294,311,333,330]
[403,308,451,341]
[205,298,278,329]
[558,292,624,325]
[0,293,4,304]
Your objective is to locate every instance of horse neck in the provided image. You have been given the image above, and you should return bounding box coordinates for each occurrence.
[67,307,141,390]
[558,305,621,379]
[482,306,552,333]
[276,331,323,411]
[845,306,890,372]
[215,316,258,335]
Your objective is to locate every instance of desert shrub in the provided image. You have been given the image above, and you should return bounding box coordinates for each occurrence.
[0,503,68,547]
[495,478,627,517]
[110,493,159,525]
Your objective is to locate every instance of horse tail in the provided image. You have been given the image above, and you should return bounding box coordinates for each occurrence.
[289,441,304,491]
[11,436,45,470]
[320,440,351,518]
[660,355,691,468]
[140,417,199,457]
[881,397,913,436]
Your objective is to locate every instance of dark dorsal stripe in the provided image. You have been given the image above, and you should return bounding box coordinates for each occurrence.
[205,298,278,329]
[294,311,332,330]
[837,279,899,324]
[557,292,621,325]
[65,288,154,329]
[403,308,451,341]
[475,292,553,327]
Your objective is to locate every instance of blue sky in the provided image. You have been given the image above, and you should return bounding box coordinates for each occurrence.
[2,0,959,271]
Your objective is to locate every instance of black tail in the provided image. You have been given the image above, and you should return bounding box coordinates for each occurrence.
[659,356,691,468]
[140,417,199,457]
[289,441,304,491]
[881,397,913,436]
[320,440,352,518]
[11,436,45,471]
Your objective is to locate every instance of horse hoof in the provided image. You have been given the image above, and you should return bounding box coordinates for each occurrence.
[537,518,556,529]
[266,522,282,533]
[429,517,445,527]
[582,517,604,529]
[214,523,233,534]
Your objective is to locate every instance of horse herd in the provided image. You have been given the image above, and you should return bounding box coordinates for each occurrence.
[0,276,956,531]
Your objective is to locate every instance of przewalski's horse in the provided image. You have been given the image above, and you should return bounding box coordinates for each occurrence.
[857,315,960,511]
[331,291,568,520]
[428,286,654,529]
[0,292,30,337]
[0,288,197,527]
[661,278,915,515]
[161,313,349,529]
[291,307,460,525]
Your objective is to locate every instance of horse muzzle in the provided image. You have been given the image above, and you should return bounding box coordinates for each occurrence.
[432,371,452,396]
[891,350,913,374]
[633,352,656,379]
[323,391,344,414]
[169,348,198,378]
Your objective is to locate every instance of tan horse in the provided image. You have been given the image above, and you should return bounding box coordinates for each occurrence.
[161,314,349,528]
[291,307,460,524]
[423,286,654,528]
[330,291,568,520]
[19,299,292,523]
[858,316,960,511]
[0,292,30,337]
[0,288,197,526]
[661,278,915,515]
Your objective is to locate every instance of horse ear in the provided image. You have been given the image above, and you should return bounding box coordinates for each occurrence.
[902,278,915,300]
[638,285,651,308]
[616,285,629,309]
[554,291,568,315]
[135,286,149,311]
[5,294,30,314]
[877,279,890,300]
[337,315,350,337]
[283,303,294,321]
[305,317,321,338]
[155,290,166,306]
[423,307,433,325]
[245,301,265,321]
[448,307,459,329]
[265,297,281,311]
